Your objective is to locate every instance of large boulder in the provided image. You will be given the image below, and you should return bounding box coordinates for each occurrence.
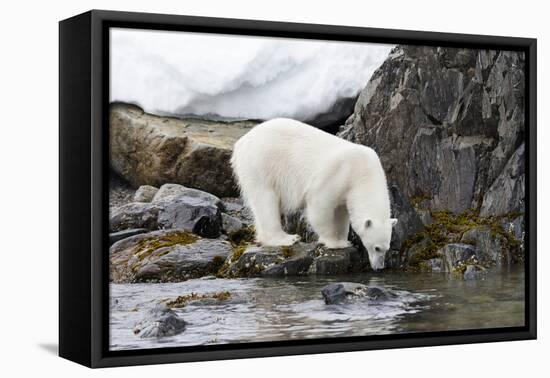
[133,185,158,203]
[460,226,512,266]
[439,243,476,272]
[339,46,525,216]
[110,229,232,283]
[110,103,257,197]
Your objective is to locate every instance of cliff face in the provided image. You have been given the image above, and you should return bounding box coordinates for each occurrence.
[339,46,525,216]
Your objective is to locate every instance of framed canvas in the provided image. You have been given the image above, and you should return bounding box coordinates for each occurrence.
[59,10,537,368]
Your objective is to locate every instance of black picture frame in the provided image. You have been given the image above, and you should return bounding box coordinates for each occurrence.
[59,9,537,368]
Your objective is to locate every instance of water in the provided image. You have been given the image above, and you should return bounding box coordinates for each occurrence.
[109,267,525,351]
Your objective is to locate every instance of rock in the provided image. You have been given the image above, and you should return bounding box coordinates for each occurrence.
[226,243,316,277]
[133,305,186,338]
[439,243,476,272]
[110,230,232,283]
[460,226,510,266]
[109,202,161,232]
[110,103,257,197]
[152,183,222,208]
[480,144,525,216]
[309,246,364,274]
[133,185,158,202]
[339,46,525,215]
[109,228,149,246]
[304,96,357,134]
[463,265,484,280]
[221,197,254,225]
[156,195,222,238]
[424,258,443,272]
[109,186,224,238]
[109,172,135,208]
[389,185,424,250]
[321,283,395,304]
[221,213,246,234]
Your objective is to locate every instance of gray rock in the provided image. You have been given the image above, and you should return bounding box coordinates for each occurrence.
[309,246,364,274]
[227,243,316,277]
[221,197,254,225]
[109,187,224,238]
[110,230,232,283]
[480,144,525,216]
[110,103,257,197]
[133,305,186,338]
[424,258,443,272]
[157,195,222,238]
[152,183,222,208]
[338,46,525,215]
[321,283,395,304]
[389,185,424,250]
[463,265,484,280]
[222,213,245,234]
[109,202,161,232]
[109,228,149,246]
[440,243,476,272]
[133,185,159,202]
[461,226,510,266]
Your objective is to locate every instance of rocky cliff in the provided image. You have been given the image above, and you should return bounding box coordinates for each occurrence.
[339,46,525,216]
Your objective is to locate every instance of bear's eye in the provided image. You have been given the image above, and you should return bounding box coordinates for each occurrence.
[375,246,381,252]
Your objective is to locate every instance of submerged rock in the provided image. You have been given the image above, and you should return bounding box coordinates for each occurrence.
[463,264,485,280]
[110,229,232,283]
[110,103,257,197]
[321,283,395,304]
[133,305,186,338]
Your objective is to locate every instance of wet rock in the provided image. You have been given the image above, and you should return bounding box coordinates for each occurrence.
[309,246,364,274]
[463,265,485,280]
[339,46,525,215]
[110,230,232,283]
[440,243,476,272]
[110,103,257,197]
[227,243,316,277]
[133,185,158,202]
[460,226,510,266]
[424,258,443,272]
[321,283,395,304]
[109,228,149,246]
[109,202,161,232]
[133,305,186,338]
[389,185,424,250]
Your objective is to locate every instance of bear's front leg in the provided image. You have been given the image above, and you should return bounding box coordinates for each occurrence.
[307,202,351,249]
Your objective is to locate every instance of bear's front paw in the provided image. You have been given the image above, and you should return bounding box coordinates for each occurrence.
[262,233,301,247]
[320,239,352,249]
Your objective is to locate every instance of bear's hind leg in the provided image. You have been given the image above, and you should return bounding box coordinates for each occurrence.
[248,188,300,247]
[334,205,352,248]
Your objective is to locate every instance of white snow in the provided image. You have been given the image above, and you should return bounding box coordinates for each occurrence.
[110,28,394,120]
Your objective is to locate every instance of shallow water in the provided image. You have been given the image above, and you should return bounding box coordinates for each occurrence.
[109,267,525,351]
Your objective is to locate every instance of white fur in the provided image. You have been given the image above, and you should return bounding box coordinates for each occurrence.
[231,118,396,270]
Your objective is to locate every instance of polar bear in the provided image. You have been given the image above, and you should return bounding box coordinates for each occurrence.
[231,118,397,270]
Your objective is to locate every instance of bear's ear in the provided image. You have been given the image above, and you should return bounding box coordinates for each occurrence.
[365,219,372,228]
[390,218,398,227]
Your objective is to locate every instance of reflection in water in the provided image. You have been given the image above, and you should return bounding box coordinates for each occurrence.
[109,267,525,350]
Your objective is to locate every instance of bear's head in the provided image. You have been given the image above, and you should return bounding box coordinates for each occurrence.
[356,218,398,270]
